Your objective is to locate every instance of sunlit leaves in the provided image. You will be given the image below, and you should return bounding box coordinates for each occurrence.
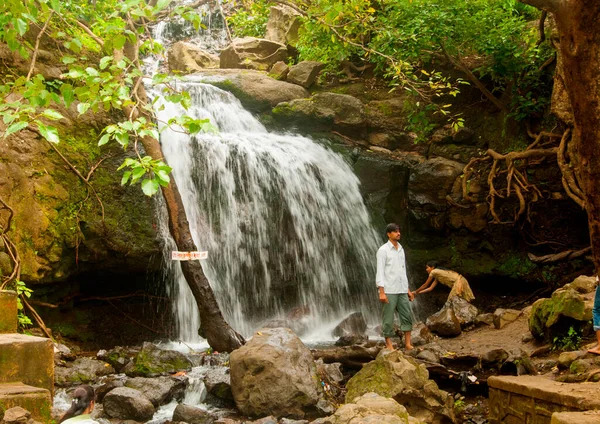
[36,122,59,143]
[118,156,172,197]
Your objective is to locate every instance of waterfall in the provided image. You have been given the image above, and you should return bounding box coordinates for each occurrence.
[154,80,380,341]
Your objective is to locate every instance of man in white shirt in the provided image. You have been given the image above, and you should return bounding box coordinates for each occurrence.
[376,223,414,351]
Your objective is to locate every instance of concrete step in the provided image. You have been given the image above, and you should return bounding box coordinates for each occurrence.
[0,382,51,423]
[0,334,54,395]
[552,410,600,424]
[489,375,600,424]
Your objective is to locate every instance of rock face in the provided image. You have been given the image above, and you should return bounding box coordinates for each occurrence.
[332,312,367,338]
[230,327,323,419]
[195,69,308,113]
[54,357,115,386]
[273,92,366,136]
[0,120,158,283]
[168,41,219,73]
[345,350,453,423]
[447,296,478,328]
[103,387,155,421]
[529,281,594,342]
[220,37,288,71]
[172,404,215,424]
[127,343,192,377]
[265,5,302,46]
[124,376,187,406]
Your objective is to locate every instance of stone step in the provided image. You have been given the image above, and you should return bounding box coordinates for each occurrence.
[552,410,600,424]
[0,334,54,395]
[488,375,600,424]
[0,382,51,423]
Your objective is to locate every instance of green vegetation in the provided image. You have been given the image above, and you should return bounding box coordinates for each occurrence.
[552,326,582,352]
[227,0,554,140]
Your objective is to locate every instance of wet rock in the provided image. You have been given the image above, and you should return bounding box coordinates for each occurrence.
[168,41,219,73]
[103,387,155,421]
[493,308,522,329]
[265,5,301,46]
[54,357,115,386]
[287,61,324,88]
[196,69,309,113]
[499,350,536,376]
[230,327,322,419]
[128,343,192,377]
[172,404,215,424]
[447,297,478,328]
[203,367,233,404]
[416,349,440,364]
[273,92,366,137]
[409,322,435,347]
[334,334,368,346]
[249,417,278,424]
[53,344,75,362]
[220,37,288,71]
[198,352,230,367]
[98,346,138,373]
[315,359,344,385]
[95,378,125,403]
[474,313,494,327]
[345,350,453,423]
[332,312,367,338]
[269,61,289,80]
[452,127,475,144]
[124,376,187,407]
[426,307,462,337]
[280,418,310,424]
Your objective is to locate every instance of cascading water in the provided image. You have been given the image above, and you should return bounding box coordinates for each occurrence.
[154,79,380,341]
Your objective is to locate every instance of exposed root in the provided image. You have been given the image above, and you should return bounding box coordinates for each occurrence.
[557,128,586,208]
[528,246,592,264]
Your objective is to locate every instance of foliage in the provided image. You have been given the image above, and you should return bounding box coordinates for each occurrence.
[226,0,272,38]
[551,326,582,352]
[232,0,554,139]
[15,280,33,328]
[0,0,210,197]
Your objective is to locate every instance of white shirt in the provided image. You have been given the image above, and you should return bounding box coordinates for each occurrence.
[376,241,409,294]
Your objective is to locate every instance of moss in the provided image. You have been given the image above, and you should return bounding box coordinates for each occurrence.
[496,254,536,279]
[209,79,270,113]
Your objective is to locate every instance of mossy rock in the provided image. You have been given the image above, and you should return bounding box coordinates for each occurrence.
[529,287,593,342]
[129,343,192,377]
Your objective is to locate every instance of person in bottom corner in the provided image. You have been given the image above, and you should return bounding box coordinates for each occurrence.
[376,223,415,351]
[59,385,98,424]
[588,275,600,355]
[414,260,475,304]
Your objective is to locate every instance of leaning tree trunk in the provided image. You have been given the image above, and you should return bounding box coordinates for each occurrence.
[551,2,600,273]
[140,134,245,352]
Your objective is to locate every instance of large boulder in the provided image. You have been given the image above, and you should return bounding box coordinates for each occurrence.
[447,296,478,328]
[124,376,187,407]
[345,350,453,423]
[168,41,219,73]
[315,392,411,424]
[426,307,462,337]
[195,69,308,113]
[230,327,323,419]
[220,37,288,71]
[172,404,216,424]
[332,312,367,338]
[529,285,594,342]
[127,343,192,377]
[54,357,115,386]
[102,387,155,421]
[265,5,302,46]
[287,61,324,88]
[272,92,366,136]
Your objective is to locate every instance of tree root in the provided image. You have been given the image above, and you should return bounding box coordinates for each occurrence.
[528,246,592,264]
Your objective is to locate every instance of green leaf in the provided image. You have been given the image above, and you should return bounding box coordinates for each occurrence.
[77,103,90,115]
[121,171,132,185]
[114,34,127,49]
[4,121,28,137]
[98,133,110,146]
[131,167,146,183]
[15,19,28,36]
[99,56,113,70]
[42,109,64,120]
[155,0,170,11]
[141,178,160,196]
[156,169,170,184]
[36,122,60,143]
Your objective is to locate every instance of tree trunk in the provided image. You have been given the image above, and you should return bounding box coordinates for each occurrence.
[140,135,245,352]
[552,2,600,273]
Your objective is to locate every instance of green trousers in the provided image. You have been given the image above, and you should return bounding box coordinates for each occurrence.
[382,293,413,337]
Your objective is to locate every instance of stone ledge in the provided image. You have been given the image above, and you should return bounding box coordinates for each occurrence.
[551,410,600,424]
[488,375,600,410]
[0,334,54,395]
[0,382,51,423]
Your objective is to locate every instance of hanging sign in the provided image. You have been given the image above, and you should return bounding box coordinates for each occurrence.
[171,251,208,261]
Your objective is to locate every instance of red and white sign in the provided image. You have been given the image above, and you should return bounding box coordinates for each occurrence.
[171,251,208,261]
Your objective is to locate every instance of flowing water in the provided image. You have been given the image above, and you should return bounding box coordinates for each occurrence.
[155,81,380,341]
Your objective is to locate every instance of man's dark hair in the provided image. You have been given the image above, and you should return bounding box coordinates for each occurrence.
[385,223,400,234]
